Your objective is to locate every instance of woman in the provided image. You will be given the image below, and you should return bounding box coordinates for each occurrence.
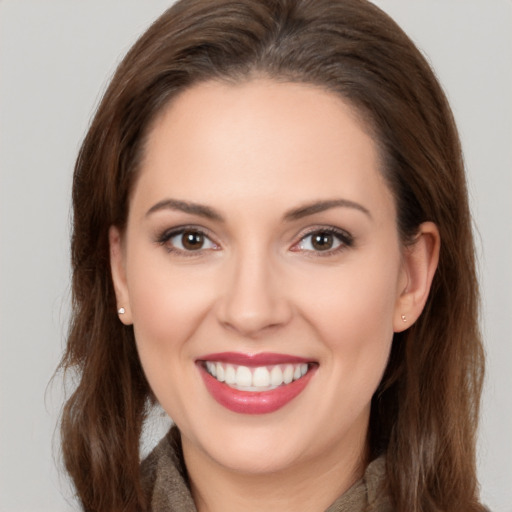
[59,0,486,511]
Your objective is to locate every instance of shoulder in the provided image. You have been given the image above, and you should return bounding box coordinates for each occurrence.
[141,427,197,512]
[325,455,394,512]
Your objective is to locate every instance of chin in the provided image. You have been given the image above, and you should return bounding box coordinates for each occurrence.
[197,425,312,474]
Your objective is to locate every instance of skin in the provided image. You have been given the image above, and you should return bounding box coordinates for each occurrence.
[110,79,439,512]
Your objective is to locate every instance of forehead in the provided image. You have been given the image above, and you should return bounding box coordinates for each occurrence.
[133,79,394,220]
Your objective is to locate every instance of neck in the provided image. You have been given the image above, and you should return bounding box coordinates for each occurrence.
[182,433,368,512]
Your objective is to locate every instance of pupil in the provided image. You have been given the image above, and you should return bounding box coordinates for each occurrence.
[312,233,333,250]
[182,231,204,250]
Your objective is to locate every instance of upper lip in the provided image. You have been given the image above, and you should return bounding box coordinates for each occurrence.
[197,352,315,366]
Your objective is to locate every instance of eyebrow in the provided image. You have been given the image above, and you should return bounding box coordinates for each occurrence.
[146,198,224,221]
[146,197,371,222]
[283,199,372,221]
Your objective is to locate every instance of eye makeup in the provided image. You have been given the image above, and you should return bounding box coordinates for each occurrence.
[154,223,354,259]
[291,226,354,256]
[155,225,220,255]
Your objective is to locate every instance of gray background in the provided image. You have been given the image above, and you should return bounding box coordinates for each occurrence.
[1,1,511,511]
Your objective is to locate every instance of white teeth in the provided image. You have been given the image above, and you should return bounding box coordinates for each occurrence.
[206,361,216,377]
[270,366,283,386]
[225,365,236,385]
[216,362,225,382]
[205,361,312,391]
[283,364,294,384]
[236,366,252,387]
[253,366,270,387]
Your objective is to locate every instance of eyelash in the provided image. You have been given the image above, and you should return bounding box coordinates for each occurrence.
[156,225,219,256]
[291,227,354,256]
[155,225,354,256]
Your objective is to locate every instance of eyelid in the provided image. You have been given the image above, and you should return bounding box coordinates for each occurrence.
[290,226,354,254]
[155,225,220,254]
[154,224,353,256]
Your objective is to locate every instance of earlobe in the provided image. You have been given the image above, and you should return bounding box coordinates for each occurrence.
[394,222,440,332]
[109,226,133,325]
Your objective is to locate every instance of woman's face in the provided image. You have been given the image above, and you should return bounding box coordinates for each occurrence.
[111,79,410,476]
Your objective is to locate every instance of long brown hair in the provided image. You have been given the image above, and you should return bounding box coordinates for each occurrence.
[59,1,485,510]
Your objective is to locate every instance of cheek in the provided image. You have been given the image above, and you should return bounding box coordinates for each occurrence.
[298,262,398,430]
[293,249,401,393]
[299,255,400,340]
[125,246,218,373]
[125,251,222,420]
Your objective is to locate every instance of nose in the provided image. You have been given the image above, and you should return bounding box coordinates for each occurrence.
[216,248,293,337]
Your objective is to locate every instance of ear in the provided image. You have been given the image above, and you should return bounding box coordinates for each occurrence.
[109,225,133,325]
[393,222,440,332]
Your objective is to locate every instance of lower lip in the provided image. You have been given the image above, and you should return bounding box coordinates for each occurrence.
[198,364,316,414]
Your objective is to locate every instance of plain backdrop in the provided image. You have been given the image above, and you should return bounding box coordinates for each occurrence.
[0,1,511,511]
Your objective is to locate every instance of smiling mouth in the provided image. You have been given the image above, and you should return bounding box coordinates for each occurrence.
[197,353,318,414]
[202,361,311,391]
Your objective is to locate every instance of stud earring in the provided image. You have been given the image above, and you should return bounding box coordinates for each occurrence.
[401,314,407,322]
[118,307,126,315]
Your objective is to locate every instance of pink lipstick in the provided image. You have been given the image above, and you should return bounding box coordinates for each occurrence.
[197,352,317,414]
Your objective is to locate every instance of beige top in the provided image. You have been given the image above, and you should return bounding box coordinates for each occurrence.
[141,428,394,512]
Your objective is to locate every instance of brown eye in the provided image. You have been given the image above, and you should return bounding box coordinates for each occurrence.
[162,229,217,253]
[311,232,334,251]
[181,231,205,250]
[293,228,353,254]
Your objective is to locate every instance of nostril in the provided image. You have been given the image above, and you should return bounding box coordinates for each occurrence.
[218,307,293,337]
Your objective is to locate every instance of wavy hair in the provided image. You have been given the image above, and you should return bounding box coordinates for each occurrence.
[59,1,485,510]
